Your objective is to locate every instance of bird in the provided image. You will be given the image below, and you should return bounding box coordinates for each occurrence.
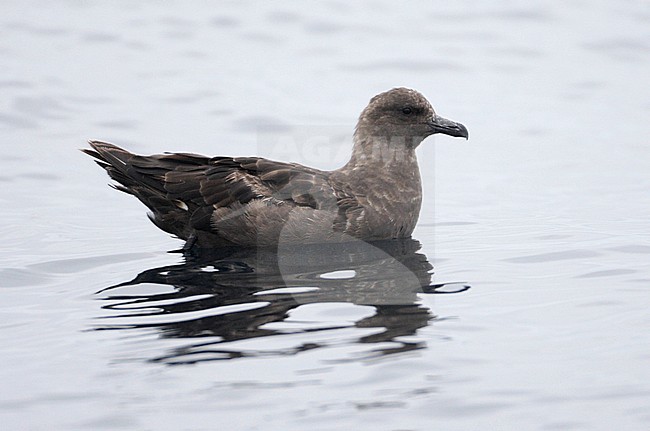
[83,87,468,249]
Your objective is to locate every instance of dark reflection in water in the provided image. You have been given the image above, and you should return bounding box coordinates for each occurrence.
[95,239,469,364]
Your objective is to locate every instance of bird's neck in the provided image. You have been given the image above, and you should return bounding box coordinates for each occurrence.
[341,132,421,173]
[336,132,423,212]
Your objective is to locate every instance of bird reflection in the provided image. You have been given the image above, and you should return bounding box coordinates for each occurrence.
[95,238,469,364]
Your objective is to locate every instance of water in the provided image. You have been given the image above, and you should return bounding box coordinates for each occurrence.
[1,1,649,430]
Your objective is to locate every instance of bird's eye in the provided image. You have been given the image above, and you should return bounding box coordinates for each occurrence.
[402,107,413,115]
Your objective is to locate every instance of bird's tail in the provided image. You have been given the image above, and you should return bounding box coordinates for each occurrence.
[82,140,191,239]
[82,140,140,195]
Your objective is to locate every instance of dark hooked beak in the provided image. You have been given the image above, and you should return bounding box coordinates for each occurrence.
[428,115,469,139]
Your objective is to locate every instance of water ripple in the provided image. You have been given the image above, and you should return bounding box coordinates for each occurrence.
[93,239,469,365]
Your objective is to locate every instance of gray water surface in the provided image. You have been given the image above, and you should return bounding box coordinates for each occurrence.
[1,1,649,430]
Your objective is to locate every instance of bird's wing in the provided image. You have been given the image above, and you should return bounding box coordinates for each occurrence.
[188,156,338,210]
[84,141,341,237]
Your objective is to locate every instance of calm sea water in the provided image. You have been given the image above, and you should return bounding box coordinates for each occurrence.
[1,1,649,430]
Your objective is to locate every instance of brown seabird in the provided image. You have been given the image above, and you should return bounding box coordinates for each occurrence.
[84,88,468,249]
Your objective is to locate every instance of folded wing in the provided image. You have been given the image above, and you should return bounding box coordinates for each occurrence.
[83,140,357,242]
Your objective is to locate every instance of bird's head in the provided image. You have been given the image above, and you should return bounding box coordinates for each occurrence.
[355,87,468,149]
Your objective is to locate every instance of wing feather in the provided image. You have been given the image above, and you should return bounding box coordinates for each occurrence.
[84,140,348,241]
